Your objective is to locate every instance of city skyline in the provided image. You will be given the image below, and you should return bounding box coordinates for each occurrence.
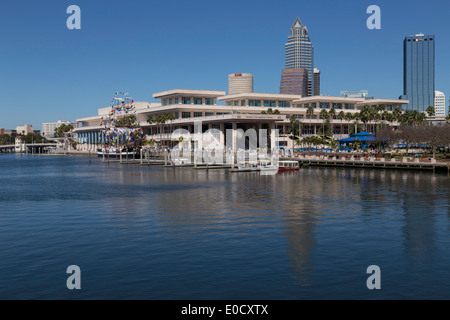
[1,0,450,130]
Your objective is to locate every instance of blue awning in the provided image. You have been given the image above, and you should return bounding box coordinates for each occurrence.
[338,136,377,142]
[352,132,372,136]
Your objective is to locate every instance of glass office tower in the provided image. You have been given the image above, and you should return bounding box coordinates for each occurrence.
[401,34,435,112]
[280,68,308,95]
[283,17,314,96]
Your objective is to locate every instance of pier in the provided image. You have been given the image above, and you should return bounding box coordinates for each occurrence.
[98,149,450,174]
[289,154,450,173]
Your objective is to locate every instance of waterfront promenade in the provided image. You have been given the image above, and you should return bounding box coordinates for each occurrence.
[86,149,450,173]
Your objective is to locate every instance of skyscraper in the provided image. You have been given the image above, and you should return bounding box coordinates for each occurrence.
[313,68,320,96]
[280,68,308,96]
[283,17,314,96]
[401,34,435,112]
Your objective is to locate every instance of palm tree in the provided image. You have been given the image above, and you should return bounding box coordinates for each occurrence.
[426,106,435,117]
[411,110,421,125]
[306,106,314,119]
[319,109,329,140]
[261,108,280,115]
[376,104,386,131]
[338,111,345,136]
[393,106,403,123]
[164,112,176,147]
[329,106,336,120]
[369,106,379,132]
[147,115,156,136]
[345,112,353,135]
[287,115,303,144]
[359,105,371,132]
[329,107,336,136]
[306,106,315,135]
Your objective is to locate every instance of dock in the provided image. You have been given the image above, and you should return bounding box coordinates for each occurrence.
[95,150,450,174]
[287,155,450,173]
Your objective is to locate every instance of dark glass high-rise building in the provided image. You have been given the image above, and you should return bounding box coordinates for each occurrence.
[313,68,320,96]
[280,68,308,95]
[282,17,314,96]
[400,34,435,112]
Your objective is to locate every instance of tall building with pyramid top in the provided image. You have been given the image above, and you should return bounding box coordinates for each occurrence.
[281,17,314,96]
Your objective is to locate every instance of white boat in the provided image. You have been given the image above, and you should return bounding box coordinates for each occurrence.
[278,160,300,172]
[235,163,259,172]
[97,146,137,158]
[259,160,278,175]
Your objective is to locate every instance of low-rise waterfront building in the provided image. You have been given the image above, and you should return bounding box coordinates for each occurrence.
[74,88,409,151]
[15,124,34,135]
[42,120,78,138]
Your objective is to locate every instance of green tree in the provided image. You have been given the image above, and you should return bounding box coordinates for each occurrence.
[306,106,314,119]
[337,111,345,135]
[54,123,74,138]
[319,109,329,140]
[393,106,403,122]
[287,115,303,145]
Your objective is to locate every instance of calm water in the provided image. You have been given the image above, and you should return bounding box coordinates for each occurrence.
[0,153,449,299]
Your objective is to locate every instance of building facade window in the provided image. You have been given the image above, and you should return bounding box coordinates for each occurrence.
[205,112,214,116]
[241,100,246,106]
[205,98,214,105]
[169,98,173,105]
[193,112,203,117]
[182,112,191,118]
[249,100,261,106]
[182,97,191,104]
[264,100,276,107]
[278,101,290,108]
[175,97,179,104]
[320,102,329,109]
[194,97,203,105]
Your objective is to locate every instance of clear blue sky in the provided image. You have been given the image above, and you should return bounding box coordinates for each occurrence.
[1,0,449,130]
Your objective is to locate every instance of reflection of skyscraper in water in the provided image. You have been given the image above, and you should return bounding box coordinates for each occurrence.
[400,175,436,267]
[275,173,317,285]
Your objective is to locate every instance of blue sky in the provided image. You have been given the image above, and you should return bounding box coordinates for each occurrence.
[1,0,449,130]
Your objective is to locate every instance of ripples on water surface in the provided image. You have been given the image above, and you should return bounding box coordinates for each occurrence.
[0,154,449,299]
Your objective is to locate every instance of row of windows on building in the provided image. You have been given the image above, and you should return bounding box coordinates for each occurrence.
[162,97,215,106]
[226,100,292,107]
[224,101,399,111]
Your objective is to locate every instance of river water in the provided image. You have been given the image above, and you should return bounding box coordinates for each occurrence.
[0,154,449,299]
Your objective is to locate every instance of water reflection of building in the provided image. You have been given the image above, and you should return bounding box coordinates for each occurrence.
[400,173,437,266]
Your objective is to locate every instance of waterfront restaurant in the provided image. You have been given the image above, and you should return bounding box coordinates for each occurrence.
[74,89,409,151]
